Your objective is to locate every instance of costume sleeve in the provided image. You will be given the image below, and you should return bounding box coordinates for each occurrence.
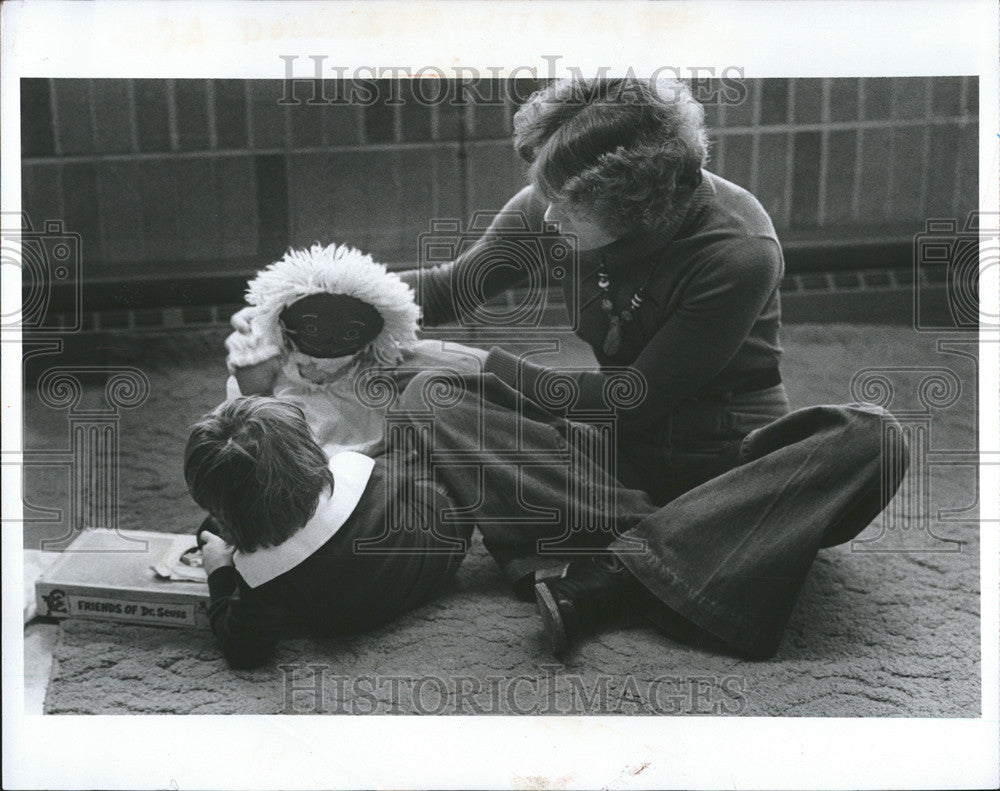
[225,307,284,373]
[207,566,287,669]
[484,236,783,429]
[397,185,548,326]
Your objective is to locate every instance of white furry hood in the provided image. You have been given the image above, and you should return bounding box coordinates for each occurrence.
[242,243,420,366]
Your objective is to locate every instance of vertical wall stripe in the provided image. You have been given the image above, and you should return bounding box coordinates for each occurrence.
[213,80,248,149]
[283,89,293,149]
[816,79,831,225]
[174,79,210,150]
[852,80,865,222]
[139,159,179,261]
[126,80,140,153]
[22,163,63,232]
[206,79,218,149]
[86,79,98,155]
[243,80,254,148]
[430,91,441,141]
[56,164,66,230]
[85,79,110,262]
[955,117,975,218]
[20,78,56,157]
[748,82,762,193]
[712,134,726,176]
[356,98,367,145]
[97,159,143,263]
[393,100,403,143]
[782,80,797,227]
[254,154,288,259]
[61,162,103,265]
[791,132,822,228]
[918,79,933,219]
[52,80,94,154]
[134,79,171,152]
[216,156,258,258]
[165,79,178,151]
[885,82,900,217]
[47,77,62,156]
[91,80,134,153]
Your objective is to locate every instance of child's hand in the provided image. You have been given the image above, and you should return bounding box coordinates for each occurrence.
[229,306,259,334]
[225,305,283,393]
[233,356,282,396]
[200,530,236,576]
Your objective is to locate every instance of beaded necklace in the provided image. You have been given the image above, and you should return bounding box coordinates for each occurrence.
[596,270,646,357]
[592,181,704,356]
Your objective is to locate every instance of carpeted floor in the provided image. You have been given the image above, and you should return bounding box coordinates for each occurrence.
[26,324,981,715]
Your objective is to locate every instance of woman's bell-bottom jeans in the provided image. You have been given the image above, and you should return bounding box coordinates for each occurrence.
[395,370,909,658]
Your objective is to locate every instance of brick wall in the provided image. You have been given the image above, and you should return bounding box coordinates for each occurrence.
[704,77,979,248]
[20,77,979,293]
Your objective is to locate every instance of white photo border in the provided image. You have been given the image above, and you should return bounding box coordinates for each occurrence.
[2,1,998,789]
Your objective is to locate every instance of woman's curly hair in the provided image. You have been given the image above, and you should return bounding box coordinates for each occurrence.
[513,77,709,236]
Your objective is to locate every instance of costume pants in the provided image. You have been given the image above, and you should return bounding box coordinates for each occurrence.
[394,371,907,658]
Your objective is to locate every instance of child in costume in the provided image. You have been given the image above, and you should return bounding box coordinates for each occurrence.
[185,241,483,600]
[222,242,483,457]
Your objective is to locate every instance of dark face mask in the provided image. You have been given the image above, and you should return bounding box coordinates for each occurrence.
[279,293,385,359]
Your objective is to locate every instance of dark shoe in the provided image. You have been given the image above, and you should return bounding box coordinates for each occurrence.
[533,555,637,656]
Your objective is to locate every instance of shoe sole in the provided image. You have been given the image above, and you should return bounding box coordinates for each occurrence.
[534,582,568,656]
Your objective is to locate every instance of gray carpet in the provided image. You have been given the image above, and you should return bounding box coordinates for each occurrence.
[31,325,981,715]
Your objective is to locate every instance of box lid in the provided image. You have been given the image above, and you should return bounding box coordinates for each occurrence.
[36,529,208,596]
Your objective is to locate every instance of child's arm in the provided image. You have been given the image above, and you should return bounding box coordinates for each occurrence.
[202,531,285,669]
[225,307,284,396]
[231,357,283,396]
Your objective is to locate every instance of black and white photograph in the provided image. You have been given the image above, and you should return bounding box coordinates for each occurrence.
[3,1,998,789]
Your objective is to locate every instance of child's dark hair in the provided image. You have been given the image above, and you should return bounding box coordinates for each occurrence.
[184,396,334,552]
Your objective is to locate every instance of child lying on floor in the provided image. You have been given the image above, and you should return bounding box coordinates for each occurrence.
[185,395,471,669]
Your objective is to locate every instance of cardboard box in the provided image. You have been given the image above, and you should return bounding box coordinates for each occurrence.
[35,529,211,629]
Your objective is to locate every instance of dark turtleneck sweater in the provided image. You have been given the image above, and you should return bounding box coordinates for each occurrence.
[400,170,784,436]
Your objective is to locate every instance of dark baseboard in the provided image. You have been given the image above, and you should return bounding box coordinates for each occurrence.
[31,240,916,315]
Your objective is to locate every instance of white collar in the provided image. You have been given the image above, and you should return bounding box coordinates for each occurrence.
[233,451,376,588]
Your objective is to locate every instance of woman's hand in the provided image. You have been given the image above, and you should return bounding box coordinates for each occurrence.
[200,530,236,576]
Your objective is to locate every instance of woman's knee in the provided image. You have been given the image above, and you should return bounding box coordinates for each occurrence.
[399,369,437,401]
[398,369,478,411]
[741,403,908,478]
[741,403,862,460]
[845,402,905,453]
[836,403,910,494]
